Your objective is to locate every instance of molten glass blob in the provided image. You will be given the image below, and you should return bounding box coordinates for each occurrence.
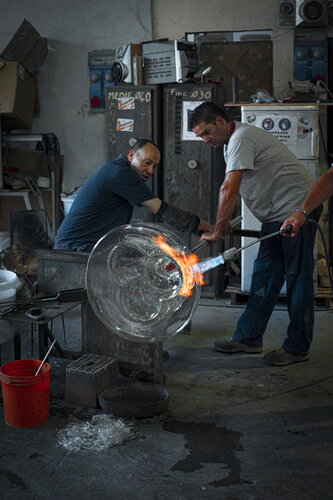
[85,223,200,343]
[152,234,204,297]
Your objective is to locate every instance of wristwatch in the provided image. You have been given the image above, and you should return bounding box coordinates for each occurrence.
[294,209,307,217]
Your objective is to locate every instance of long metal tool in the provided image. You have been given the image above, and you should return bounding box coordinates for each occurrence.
[190,215,243,253]
[0,288,87,318]
[222,224,293,262]
[34,339,57,376]
[0,288,86,309]
[193,225,294,274]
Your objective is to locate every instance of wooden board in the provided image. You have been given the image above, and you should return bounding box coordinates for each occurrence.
[199,40,273,103]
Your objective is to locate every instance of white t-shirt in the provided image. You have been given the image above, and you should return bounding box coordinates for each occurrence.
[224,122,314,223]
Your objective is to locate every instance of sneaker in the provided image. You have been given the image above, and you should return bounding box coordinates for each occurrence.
[213,339,262,354]
[263,347,309,366]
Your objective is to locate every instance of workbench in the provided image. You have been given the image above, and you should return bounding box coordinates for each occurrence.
[1,301,82,360]
[36,249,164,384]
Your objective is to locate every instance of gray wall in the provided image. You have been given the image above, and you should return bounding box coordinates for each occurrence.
[3,0,327,193]
[152,0,294,100]
[0,0,152,192]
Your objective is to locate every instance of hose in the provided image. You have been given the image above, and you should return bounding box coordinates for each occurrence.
[307,218,333,296]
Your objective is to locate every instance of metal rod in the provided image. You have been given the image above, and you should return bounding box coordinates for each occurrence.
[237,229,281,252]
[191,240,209,253]
[237,224,293,253]
[190,215,243,254]
[34,339,57,376]
[2,134,44,142]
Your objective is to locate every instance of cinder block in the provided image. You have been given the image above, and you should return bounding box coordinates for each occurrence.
[65,354,118,408]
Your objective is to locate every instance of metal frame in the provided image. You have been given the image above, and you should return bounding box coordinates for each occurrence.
[0,133,58,241]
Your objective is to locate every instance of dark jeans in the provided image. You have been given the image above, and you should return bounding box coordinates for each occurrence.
[53,240,93,252]
[233,206,322,355]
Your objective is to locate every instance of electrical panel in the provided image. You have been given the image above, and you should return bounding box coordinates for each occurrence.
[278,0,296,28]
[294,29,327,82]
[88,50,115,109]
[163,83,226,298]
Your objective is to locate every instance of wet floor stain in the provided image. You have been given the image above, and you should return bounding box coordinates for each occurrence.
[0,470,27,489]
[29,452,43,459]
[163,420,252,487]
[50,403,96,420]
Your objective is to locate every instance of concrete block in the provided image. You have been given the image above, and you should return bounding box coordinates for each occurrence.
[65,354,118,408]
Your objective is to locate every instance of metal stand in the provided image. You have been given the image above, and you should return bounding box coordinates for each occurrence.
[1,301,81,360]
[0,133,61,242]
[37,249,164,384]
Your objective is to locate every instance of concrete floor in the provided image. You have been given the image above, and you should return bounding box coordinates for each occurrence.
[1,300,333,500]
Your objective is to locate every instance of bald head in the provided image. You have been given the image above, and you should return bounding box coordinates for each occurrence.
[127,142,160,182]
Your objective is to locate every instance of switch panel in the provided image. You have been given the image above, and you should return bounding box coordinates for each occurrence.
[88,50,115,109]
[294,30,327,82]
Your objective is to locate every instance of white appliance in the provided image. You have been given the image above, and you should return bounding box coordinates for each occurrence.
[240,105,321,294]
[142,40,199,84]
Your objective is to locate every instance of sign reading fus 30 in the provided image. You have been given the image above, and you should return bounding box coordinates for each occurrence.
[169,88,212,99]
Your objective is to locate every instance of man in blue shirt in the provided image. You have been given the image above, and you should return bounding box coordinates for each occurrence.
[54,139,213,252]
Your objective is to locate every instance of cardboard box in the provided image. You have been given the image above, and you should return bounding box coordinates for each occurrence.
[3,148,49,178]
[0,61,36,129]
[0,149,63,232]
[0,193,52,232]
[1,18,48,74]
[0,148,51,231]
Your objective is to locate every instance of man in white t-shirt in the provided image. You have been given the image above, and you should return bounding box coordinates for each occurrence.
[190,102,322,366]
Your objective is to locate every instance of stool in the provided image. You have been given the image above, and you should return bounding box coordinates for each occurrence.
[65,354,118,408]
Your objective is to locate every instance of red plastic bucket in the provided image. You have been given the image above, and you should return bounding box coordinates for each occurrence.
[0,359,51,427]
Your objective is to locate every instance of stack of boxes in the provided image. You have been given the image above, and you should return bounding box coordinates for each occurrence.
[0,20,53,233]
[0,18,48,130]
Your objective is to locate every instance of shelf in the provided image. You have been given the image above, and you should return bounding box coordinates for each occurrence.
[225,102,333,107]
[0,190,33,209]
[0,130,62,241]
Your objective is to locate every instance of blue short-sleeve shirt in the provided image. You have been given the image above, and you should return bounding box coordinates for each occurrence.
[54,154,154,251]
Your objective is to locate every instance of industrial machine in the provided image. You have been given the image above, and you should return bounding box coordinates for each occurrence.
[241,104,326,294]
[295,0,328,27]
[163,82,225,298]
[111,44,143,84]
[278,0,328,28]
[142,40,200,84]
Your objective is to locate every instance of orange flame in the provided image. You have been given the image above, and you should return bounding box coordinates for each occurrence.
[152,235,205,297]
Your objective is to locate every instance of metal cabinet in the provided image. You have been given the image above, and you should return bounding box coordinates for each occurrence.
[105,85,163,222]
[163,83,226,298]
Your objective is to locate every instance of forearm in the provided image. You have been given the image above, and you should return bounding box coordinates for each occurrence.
[213,186,239,238]
[197,218,214,232]
[199,170,243,242]
[299,169,333,214]
[153,201,201,233]
[281,167,333,237]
